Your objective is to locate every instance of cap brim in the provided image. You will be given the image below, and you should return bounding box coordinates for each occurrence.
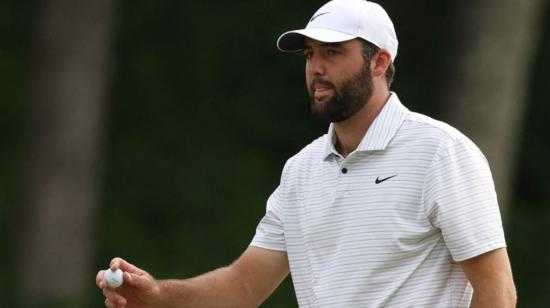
[277,28,357,52]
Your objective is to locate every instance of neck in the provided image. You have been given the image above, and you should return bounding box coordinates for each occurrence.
[334,88,390,157]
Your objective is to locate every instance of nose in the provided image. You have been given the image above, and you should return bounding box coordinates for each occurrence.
[306,54,325,76]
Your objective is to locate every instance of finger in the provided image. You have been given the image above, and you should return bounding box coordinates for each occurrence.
[102,287,127,307]
[110,257,145,275]
[105,298,117,308]
[105,298,119,308]
[104,298,125,308]
[96,270,106,289]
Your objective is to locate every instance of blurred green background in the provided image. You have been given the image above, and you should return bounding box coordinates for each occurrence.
[1,0,549,307]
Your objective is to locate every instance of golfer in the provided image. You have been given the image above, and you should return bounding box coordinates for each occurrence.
[97,0,517,307]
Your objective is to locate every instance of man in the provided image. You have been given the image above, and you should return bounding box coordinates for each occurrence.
[97,0,517,307]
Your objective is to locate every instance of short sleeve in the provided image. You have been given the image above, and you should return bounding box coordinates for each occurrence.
[423,138,506,261]
[250,186,286,252]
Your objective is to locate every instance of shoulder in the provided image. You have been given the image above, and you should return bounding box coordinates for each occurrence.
[404,112,468,144]
[274,134,327,198]
[399,111,485,160]
[282,134,327,174]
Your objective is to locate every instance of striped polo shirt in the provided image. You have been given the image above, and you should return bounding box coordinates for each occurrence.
[250,93,506,307]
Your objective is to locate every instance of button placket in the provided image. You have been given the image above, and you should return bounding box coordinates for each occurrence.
[339,152,357,176]
[333,157,345,195]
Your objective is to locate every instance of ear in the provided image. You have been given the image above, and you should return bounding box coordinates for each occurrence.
[370,49,392,79]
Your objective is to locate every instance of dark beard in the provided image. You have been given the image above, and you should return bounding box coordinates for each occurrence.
[309,64,373,123]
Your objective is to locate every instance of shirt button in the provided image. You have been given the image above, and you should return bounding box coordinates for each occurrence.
[341,168,348,174]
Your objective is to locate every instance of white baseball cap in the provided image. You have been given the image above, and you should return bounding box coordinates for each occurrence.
[277,0,398,61]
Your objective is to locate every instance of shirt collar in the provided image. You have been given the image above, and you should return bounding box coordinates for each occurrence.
[322,92,410,160]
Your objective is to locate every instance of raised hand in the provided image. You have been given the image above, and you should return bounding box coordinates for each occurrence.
[96,258,161,308]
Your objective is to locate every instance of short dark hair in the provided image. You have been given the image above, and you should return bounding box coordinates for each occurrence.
[361,40,395,88]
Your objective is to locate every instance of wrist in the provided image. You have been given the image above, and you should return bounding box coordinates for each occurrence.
[154,279,189,308]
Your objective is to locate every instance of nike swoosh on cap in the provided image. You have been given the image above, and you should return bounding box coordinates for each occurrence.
[310,12,330,22]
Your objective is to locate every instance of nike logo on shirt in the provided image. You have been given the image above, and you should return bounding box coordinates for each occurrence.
[375,175,397,184]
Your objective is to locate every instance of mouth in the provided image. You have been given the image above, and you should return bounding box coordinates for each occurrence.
[314,86,333,95]
[311,81,335,99]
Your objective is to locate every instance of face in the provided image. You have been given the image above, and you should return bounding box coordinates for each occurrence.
[303,38,373,123]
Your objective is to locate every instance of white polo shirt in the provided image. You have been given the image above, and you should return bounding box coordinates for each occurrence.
[250,93,506,307]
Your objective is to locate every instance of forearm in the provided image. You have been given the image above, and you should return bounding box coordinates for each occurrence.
[155,266,258,308]
[459,248,517,308]
[470,285,517,308]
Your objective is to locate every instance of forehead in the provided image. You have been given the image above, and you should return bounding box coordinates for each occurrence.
[303,37,362,50]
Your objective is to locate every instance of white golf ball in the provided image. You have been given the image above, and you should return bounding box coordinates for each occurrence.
[104,268,124,288]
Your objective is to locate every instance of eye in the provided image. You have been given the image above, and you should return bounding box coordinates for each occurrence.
[326,49,338,56]
[304,50,313,60]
